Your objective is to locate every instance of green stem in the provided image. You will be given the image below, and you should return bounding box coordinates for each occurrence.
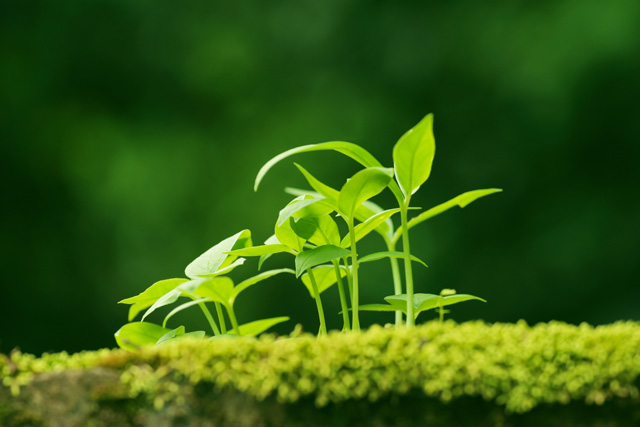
[214,302,227,334]
[400,200,415,327]
[196,300,221,336]
[386,239,404,328]
[348,221,360,332]
[227,305,241,336]
[342,256,353,301]
[307,268,327,336]
[332,260,351,331]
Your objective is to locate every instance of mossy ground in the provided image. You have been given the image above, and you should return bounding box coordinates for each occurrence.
[3,320,640,426]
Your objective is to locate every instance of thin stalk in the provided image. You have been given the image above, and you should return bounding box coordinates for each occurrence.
[197,301,221,336]
[307,268,327,336]
[332,260,351,330]
[439,303,445,322]
[400,200,416,327]
[342,256,353,300]
[227,305,241,335]
[386,239,404,328]
[214,302,227,334]
[348,221,360,331]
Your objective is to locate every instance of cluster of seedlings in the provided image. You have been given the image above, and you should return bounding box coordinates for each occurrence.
[115,114,501,350]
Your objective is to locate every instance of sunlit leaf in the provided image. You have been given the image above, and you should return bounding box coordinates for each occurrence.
[226,244,295,257]
[301,265,347,298]
[192,277,235,306]
[114,322,170,351]
[338,167,394,220]
[157,330,206,346]
[228,316,290,337]
[277,195,333,226]
[393,114,435,198]
[294,215,340,246]
[359,251,428,268]
[231,268,295,302]
[185,230,252,279]
[295,245,351,277]
[340,208,400,247]
[141,288,182,322]
[155,325,185,345]
[275,212,305,253]
[118,278,189,322]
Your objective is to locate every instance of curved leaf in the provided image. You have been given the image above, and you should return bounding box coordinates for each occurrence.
[301,265,347,298]
[275,216,305,253]
[338,167,394,220]
[340,208,400,247]
[162,298,209,328]
[422,294,487,312]
[192,277,235,306]
[226,244,295,257]
[277,195,333,226]
[141,288,182,322]
[294,163,340,201]
[295,245,351,277]
[392,188,503,244]
[118,278,188,322]
[227,316,290,337]
[157,329,206,346]
[232,268,295,302]
[185,230,252,279]
[359,251,428,268]
[115,322,170,351]
[393,114,436,198]
[156,325,185,345]
[298,215,341,247]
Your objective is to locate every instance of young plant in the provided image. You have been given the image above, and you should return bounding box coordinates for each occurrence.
[254,114,501,328]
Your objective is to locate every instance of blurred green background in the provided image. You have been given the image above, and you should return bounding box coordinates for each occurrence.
[1,0,639,355]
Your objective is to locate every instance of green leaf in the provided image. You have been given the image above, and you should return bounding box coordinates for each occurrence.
[231,268,295,302]
[427,294,487,311]
[114,322,170,351]
[393,114,436,198]
[295,215,341,247]
[295,245,351,277]
[277,195,333,226]
[338,167,394,220]
[359,251,428,268]
[118,278,188,322]
[301,265,347,298]
[157,329,206,346]
[293,163,340,201]
[227,316,290,337]
[392,188,503,244]
[286,187,393,240]
[357,304,398,312]
[192,277,235,306]
[185,230,252,279]
[225,244,295,257]
[155,325,185,345]
[162,298,209,328]
[141,288,182,322]
[384,293,486,318]
[258,235,284,270]
[290,217,319,240]
[275,213,305,253]
[340,208,400,247]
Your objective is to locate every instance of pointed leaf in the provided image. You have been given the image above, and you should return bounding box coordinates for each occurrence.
[340,208,400,247]
[393,114,436,198]
[228,317,290,336]
[384,293,440,316]
[157,329,206,346]
[301,265,347,298]
[275,213,305,253]
[119,278,188,322]
[296,215,341,246]
[357,304,398,312]
[424,294,487,312]
[258,235,284,269]
[295,245,351,277]
[359,251,428,268]
[141,288,182,322]
[155,326,185,345]
[185,230,252,279]
[277,195,333,226]
[231,268,295,302]
[226,244,295,257]
[115,322,170,351]
[294,163,340,201]
[392,188,503,244]
[163,298,209,328]
[338,167,394,220]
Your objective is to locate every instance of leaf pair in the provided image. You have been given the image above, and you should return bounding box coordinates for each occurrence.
[359,292,486,320]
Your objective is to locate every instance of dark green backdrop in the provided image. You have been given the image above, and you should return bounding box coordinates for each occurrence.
[2,0,639,354]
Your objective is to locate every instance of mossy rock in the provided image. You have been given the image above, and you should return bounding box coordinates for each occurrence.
[3,321,640,426]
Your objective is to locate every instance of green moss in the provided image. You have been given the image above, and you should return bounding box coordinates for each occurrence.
[3,321,640,417]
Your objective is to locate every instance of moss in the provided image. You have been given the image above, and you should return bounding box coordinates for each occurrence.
[3,321,640,426]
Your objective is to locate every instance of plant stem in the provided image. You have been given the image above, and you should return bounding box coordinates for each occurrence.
[214,302,227,334]
[196,301,221,336]
[400,201,415,327]
[307,268,327,336]
[348,221,360,332]
[227,305,241,336]
[342,256,353,300]
[332,260,351,331]
[386,239,404,328]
